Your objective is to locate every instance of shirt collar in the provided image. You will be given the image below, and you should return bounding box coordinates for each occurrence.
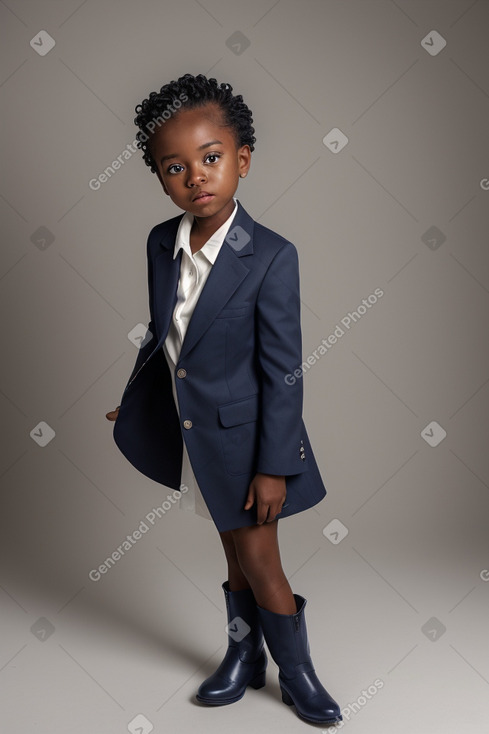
[172,198,238,264]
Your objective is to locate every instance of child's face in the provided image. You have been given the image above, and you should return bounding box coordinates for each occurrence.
[148,103,251,220]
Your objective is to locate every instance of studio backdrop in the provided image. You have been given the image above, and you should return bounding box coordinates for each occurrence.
[1,1,488,733]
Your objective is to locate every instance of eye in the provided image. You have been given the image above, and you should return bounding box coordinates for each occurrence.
[167,163,184,174]
[205,153,221,164]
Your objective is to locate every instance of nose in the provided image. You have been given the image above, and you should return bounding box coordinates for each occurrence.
[186,164,207,187]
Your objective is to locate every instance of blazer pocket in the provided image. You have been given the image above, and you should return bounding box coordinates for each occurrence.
[214,304,251,319]
[218,394,260,475]
[218,393,259,427]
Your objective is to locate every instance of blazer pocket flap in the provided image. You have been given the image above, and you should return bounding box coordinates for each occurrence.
[218,393,259,427]
[215,305,250,318]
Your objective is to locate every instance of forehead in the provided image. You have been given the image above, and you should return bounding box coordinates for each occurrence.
[149,103,234,155]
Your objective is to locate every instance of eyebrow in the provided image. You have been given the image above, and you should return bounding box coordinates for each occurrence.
[160,140,223,164]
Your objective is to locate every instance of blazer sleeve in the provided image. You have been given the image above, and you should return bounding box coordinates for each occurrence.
[254,240,308,477]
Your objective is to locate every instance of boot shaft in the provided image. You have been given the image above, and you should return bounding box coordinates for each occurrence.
[256,594,313,675]
[222,581,264,663]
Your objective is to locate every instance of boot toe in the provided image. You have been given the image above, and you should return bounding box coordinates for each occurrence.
[280,673,342,724]
[196,673,241,704]
[196,648,267,705]
[300,692,342,723]
[282,688,342,724]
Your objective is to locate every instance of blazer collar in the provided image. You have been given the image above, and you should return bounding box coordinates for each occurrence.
[158,199,255,258]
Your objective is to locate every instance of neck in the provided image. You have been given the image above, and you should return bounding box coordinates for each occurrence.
[191,199,235,238]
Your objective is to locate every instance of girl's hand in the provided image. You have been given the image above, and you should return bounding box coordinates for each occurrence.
[244,473,286,524]
[105,406,120,421]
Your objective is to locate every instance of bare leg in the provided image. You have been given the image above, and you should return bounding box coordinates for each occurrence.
[230,520,297,614]
[218,529,251,591]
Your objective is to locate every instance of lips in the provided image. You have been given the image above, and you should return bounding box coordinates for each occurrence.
[192,191,214,202]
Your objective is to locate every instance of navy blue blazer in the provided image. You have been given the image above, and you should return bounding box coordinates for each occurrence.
[113,200,327,531]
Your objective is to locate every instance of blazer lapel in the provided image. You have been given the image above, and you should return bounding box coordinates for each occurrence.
[152,200,255,361]
[152,223,183,351]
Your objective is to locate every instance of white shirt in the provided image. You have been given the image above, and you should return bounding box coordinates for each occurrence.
[162,198,238,519]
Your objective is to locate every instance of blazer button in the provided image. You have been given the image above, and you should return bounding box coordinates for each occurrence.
[183,419,192,429]
[177,368,187,378]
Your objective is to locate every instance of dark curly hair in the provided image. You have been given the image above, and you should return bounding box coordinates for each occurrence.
[134,73,256,174]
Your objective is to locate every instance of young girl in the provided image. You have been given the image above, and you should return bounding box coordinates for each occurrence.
[106,73,342,726]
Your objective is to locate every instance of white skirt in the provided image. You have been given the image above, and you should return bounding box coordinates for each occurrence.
[161,343,213,521]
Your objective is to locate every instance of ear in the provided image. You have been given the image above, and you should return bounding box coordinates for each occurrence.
[237,144,252,179]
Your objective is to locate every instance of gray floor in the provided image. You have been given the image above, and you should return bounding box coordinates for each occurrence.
[1,500,488,733]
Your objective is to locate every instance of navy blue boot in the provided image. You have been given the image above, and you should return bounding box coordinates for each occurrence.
[196,581,267,705]
[256,594,342,725]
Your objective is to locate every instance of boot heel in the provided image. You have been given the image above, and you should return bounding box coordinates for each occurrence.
[280,686,294,705]
[249,670,266,689]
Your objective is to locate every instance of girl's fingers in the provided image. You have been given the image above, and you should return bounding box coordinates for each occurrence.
[244,484,255,510]
[105,407,120,421]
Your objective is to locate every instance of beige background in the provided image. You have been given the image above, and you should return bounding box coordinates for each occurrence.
[1,1,488,732]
